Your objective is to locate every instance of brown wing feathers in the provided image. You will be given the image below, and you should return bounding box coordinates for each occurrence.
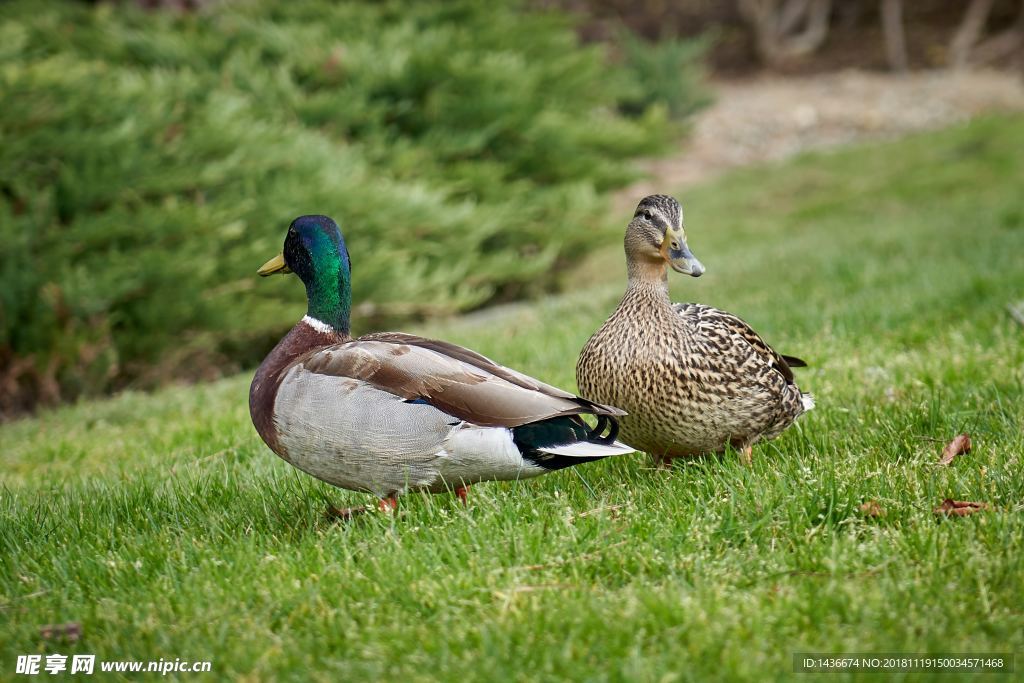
[301,334,624,428]
[674,303,807,384]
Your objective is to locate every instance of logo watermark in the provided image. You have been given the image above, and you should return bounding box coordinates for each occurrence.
[15,654,211,676]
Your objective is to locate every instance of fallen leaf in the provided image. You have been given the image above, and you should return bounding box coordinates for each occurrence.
[938,433,971,465]
[933,499,987,517]
[859,500,885,517]
[39,622,81,642]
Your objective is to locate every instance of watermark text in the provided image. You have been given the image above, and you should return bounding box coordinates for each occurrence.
[15,654,211,676]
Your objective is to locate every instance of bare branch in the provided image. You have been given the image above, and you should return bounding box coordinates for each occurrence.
[970,0,1024,65]
[779,0,813,36]
[785,0,832,57]
[881,0,909,72]
[739,0,833,66]
[950,0,996,69]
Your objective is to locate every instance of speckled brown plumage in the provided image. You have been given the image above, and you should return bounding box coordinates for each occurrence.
[576,194,813,464]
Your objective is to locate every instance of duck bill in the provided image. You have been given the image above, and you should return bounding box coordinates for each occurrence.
[661,233,705,277]
[258,253,291,276]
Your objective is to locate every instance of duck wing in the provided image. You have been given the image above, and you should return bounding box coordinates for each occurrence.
[672,303,806,385]
[298,332,624,428]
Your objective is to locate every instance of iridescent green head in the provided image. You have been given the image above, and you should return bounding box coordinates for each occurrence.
[259,215,352,333]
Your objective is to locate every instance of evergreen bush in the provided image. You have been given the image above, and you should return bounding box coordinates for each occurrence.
[0,0,704,413]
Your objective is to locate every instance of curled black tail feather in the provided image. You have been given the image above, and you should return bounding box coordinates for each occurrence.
[588,414,619,445]
[513,414,627,471]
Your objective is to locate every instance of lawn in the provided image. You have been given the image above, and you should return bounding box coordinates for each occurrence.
[2,116,1023,681]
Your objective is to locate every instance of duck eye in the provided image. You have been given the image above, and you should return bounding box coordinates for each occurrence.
[643,210,652,220]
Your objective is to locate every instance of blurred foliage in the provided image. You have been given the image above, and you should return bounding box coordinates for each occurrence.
[568,0,1024,73]
[0,0,705,414]
[617,30,711,119]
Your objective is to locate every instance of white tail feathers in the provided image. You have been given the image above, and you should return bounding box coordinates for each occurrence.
[801,393,816,411]
[537,440,635,458]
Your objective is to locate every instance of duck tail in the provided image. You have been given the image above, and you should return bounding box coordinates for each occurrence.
[535,439,636,458]
[513,415,634,469]
[801,393,816,411]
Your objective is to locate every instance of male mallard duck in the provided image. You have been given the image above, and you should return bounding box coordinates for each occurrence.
[250,215,633,511]
[576,195,813,466]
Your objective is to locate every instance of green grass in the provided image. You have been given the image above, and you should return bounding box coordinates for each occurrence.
[3,116,1024,681]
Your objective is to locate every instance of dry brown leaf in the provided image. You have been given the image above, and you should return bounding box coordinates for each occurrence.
[39,622,81,642]
[933,499,987,517]
[938,433,972,465]
[859,500,885,517]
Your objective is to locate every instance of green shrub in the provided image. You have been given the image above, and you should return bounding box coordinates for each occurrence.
[0,0,704,414]
[616,30,710,120]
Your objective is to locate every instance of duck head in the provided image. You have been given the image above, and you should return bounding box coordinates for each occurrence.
[625,194,704,278]
[259,215,352,333]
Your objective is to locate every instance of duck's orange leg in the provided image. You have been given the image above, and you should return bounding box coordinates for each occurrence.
[378,496,398,512]
[455,485,469,505]
[740,446,753,466]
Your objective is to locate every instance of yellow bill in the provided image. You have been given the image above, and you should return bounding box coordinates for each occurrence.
[258,253,291,276]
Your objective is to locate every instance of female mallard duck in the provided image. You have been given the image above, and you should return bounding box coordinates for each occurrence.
[576,195,813,466]
[250,215,633,510]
